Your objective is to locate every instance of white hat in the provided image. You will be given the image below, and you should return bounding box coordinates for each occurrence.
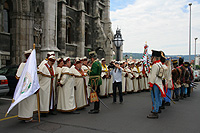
[75,57,81,64]
[24,49,32,54]
[63,57,70,62]
[47,51,55,55]
[48,55,56,60]
[101,58,105,61]
[82,56,87,60]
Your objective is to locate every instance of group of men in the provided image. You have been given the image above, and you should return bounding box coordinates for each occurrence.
[147,50,194,119]
[15,48,194,122]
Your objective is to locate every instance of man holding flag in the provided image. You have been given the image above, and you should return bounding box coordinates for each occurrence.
[6,47,40,122]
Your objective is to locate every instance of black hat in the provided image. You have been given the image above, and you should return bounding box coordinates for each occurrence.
[152,50,161,57]
[160,51,166,63]
[183,62,190,67]
[179,57,184,66]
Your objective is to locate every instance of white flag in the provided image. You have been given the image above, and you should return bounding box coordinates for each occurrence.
[6,49,40,116]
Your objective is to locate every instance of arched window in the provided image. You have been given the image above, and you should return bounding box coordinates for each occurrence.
[66,22,71,43]
[66,0,73,7]
[3,1,10,33]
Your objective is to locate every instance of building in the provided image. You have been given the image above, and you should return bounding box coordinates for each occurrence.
[0,0,115,67]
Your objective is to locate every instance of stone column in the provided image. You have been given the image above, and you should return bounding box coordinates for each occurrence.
[40,0,59,59]
[57,0,66,56]
[77,0,85,57]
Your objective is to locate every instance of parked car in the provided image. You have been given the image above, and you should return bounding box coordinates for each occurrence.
[0,65,19,96]
[193,70,200,82]
[0,75,9,96]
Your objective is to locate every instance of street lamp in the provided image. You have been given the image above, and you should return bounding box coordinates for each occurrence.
[113,28,124,61]
[125,54,128,62]
[189,3,192,62]
[194,37,198,69]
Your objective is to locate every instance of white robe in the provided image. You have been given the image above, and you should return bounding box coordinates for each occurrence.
[57,67,76,112]
[16,62,37,120]
[100,65,108,96]
[71,67,88,109]
[38,59,48,70]
[133,67,139,92]
[82,65,90,98]
[55,67,63,106]
[37,63,56,113]
[122,68,127,93]
[125,67,133,92]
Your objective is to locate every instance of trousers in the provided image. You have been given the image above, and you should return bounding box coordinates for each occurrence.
[151,85,161,113]
[113,81,123,103]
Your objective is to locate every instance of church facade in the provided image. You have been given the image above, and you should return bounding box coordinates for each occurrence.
[0,0,115,67]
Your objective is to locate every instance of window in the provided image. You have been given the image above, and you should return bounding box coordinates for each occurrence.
[67,0,73,7]
[3,2,10,33]
[99,9,103,20]
[84,1,90,14]
[66,22,71,43]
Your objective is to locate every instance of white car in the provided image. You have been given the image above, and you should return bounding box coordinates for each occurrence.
[0,75,9,96]
[193,70,200,82]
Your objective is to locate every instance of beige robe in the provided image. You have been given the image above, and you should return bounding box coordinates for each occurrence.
[55,67,63,105]
[71,67,88,109]
[38,59,48,70]
[82,65,90,98]
[108,73,113,94]
[57,67,76,112]
[125,67,133,92]
[16,62,37,120]
[133,67,139,92]
[122,68,127,93]
[37,63,56,113]
[100,65,108,96]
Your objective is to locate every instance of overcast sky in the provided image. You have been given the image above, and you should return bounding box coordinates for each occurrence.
[110,0,200,55]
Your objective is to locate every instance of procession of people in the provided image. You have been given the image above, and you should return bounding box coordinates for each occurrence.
[14,48,195,122]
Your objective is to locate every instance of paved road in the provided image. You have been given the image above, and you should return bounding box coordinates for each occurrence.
[0,83,200,133]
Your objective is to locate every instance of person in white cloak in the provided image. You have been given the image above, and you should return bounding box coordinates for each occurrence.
[57,57,79,113]
[55,58,64,108]
[71,57,88,109]
[125,62,134,93]
[37,55,56,116]
[138,62,144,91]
[38,51,55,70]
[132,60,140,92]
[135,61,142,92]
[81,57,90,99]
[120,61,128,93]
[100,58,109,97]
[130,62,136,92]
[16,49,37,122]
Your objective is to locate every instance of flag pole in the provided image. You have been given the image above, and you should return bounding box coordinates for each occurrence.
[33,43,40,122]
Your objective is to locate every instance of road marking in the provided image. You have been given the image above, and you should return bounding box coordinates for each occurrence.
[0,97,12,101]
[0,115,18,122]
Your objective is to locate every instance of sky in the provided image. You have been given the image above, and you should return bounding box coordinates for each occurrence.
[110,0,200,55]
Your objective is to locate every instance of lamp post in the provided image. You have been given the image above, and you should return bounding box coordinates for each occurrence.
[194,38,198,69]
[189,3,192,62]
[113,28,124,61]
[125,54,128,62]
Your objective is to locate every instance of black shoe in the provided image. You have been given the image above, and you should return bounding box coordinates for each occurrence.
[165,102,170,106]
[183,94,187,98]
[71,111,80,114]
[147,112,159,119]
[40,113,47,117]
[88,110,99,114]
[50,110,57,115]
[158,109,162,113]
[160,106,165,109]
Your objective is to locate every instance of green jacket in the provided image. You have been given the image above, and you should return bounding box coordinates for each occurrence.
[88,60,102,87]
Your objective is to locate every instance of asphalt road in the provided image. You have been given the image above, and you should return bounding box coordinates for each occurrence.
[0,83,200,133]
